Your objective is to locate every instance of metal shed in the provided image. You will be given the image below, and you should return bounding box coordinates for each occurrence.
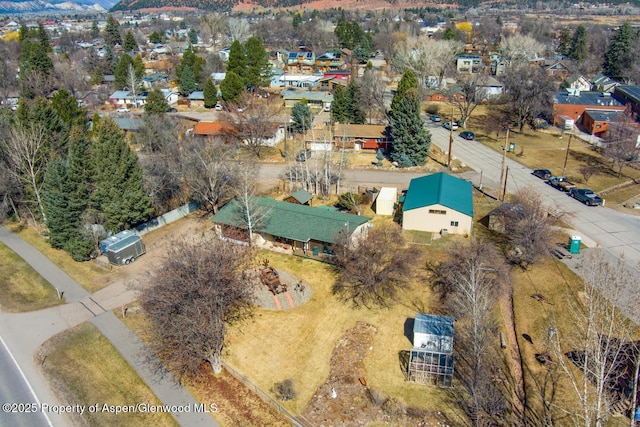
[372,187,397,216]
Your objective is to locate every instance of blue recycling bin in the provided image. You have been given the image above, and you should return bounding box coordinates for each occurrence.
[569,236,581,254]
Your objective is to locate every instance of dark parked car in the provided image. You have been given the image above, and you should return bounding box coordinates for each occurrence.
[430,114,441,122]
[460,131,475,140]
[569,188,603,206]
[295,149,312,162]
[532,169,552,179]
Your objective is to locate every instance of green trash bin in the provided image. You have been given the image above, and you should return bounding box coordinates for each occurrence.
[569,236,581,254]
[312,246,319,256]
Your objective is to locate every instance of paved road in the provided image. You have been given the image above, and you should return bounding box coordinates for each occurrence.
[0,336,52,427]
[260,122,640,268]
[0,226,219,427]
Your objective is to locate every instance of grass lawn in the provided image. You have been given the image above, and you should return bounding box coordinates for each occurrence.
[40,322,178,427]
[0,241,61,312]
[5,223,110,292]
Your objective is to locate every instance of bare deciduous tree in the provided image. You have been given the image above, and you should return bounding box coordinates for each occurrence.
[182,141,238,213]
[550,250,640,427]
[233,161,269,244]
[430,238,508,426]
[500,34,546,61]
[139,235,254,377]
[332,224,409,308]
[0,123,49,222]
[357,69,388,124]
[199,13,229,50]
[603,122,640,177]
[228,17,250,43]
[450,74,491,128]
[393,37,463,90]
[502,188,561,269]
[223,97,283,159]
[502,62,555,133]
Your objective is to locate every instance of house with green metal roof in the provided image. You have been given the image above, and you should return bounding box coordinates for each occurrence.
[211,196,371,256]
[402,172,473,235]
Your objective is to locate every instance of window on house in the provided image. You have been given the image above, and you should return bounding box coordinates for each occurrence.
[450,221,459,227]
[429,209,446,215]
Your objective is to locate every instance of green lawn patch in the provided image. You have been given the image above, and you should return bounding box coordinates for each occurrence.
[0,242,61,312]
[40,323,178,427]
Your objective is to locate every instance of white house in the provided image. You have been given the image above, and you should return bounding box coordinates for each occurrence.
[402,172,473,235]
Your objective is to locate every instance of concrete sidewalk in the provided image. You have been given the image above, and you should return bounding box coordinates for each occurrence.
[0,226,219,427]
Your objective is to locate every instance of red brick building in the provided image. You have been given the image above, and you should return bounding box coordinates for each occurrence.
[553,90,625,128]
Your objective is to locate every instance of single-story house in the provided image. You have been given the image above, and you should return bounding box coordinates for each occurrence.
[475,75,504,99]
[333,123,390,151]
[191,121,238,144]
[188,91,205,107]
[282,90,332,110]
[211,196,372,256]
[402,172,473,235]
[112,117,144,134]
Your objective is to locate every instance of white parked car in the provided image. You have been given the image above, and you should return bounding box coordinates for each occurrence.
[116,107,130,113]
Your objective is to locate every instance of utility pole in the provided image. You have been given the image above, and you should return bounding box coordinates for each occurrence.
[498,127,509,201]
[447,104,454,169]
[502,166,509,201]
[561,129,574,177]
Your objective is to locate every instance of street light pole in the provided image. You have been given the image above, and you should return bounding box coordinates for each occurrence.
[498,127,509,201]
[447,104,454,169]
[562,130,574,177]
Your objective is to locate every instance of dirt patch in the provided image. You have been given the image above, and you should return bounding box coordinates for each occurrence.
[301,322,452,427]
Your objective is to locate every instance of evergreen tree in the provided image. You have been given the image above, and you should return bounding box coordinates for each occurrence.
[290,102,313,134]
[133,55,145,78]
[390,69,418,113]
[331,85,349,124]
[176,46,204,85]
[244,36,271,91]
[558,28,571,56]
[51,89,86,127]
[104,15,122,46]
[123,30,138,52]
[19,24,29,41]
[188,28,198,45]
[149,31,163,44]
[226,40,247,83]
[388,89,431,167]
[346,81,365,124]
[443,27,458,41]
[144,88,169,114]
[220,70,244,102]
[114,54,133,89]
[90,118,154,232]
[203,77,218,108]
[37,23,51,52]
[91,20,100,39]
[178,66,197,96]
[569,25,588,61]
[292,14,302,28]
[42,160,76,249]
[603,23,637,81]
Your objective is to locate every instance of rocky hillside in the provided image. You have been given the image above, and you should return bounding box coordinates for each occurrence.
[0,0,115,13]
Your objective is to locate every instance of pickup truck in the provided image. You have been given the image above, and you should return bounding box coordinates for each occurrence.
[547,176,577,192]
[569,188,603,206]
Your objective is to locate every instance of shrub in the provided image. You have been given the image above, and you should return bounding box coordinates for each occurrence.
[272,379,296,401]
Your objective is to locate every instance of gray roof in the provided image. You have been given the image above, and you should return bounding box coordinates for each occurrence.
[281,90,333,102]
[289,190,313,204]
[554,91,623,107]
[188,91,204,100]
[414,313,454,338]
[584,109,624,122]
[112,117,144,131]
[615,85,640,104]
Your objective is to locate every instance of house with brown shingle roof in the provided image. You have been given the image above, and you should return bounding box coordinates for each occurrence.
[191,122,238,144]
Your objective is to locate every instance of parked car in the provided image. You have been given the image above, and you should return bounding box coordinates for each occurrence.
[532,169,552,179]
[443,121,459,131]
[430,114,441,122]
[214,103,223,111]
[295,149,312,162]
[116,106,130,113]
[167,107,178,113]
[547,176,577,192]
[569,188,603,206]
[459,130,475,140]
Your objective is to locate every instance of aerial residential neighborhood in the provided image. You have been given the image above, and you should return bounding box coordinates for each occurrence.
[2,1,640,426]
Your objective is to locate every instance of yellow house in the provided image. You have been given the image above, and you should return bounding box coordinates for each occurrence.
[402,172,473,235]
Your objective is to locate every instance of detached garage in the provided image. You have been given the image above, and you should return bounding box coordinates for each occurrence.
[402,172,473,235]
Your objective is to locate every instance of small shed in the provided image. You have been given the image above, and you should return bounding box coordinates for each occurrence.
[284,189,313,205]
[372,187,397,216]
[408,313,455,387]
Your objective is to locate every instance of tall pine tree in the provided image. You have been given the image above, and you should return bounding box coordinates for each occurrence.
[244,36,271,91]
[203,77,218,108]
[90,118,154,232]
[226,40,247,85]
[603,23,637,81]
[569,25,588,61]
[220,71,244,102]
[388,89,431,167]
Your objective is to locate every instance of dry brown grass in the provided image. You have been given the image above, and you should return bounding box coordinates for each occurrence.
[5,223,111,292]
[0,241,61,312]
[40,323,178,427]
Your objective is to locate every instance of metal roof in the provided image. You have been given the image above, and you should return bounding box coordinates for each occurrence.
[615,85,640,104]
[106,234,142,252]
[554,90,623,107]
[212,196,371,244]
[414,313,454,337]
[402,172,473,217]
[584,109,624,122]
